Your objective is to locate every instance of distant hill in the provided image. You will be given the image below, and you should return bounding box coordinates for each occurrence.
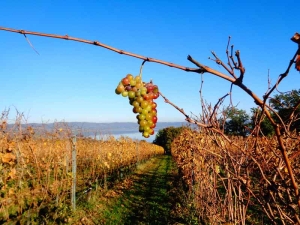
[7,121,193,136]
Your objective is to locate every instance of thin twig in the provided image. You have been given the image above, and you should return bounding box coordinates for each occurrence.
[209,93,229,122]
[263,48,299,101]
[230,45,238,68]
[211,51,236,78]
[226,36,234,71]
[235,50,245,83]
[159,91,233,144]
[23,34,40,55]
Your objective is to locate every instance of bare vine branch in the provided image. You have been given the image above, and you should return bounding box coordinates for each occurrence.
[263,48,299,101]
[0,26,200,73]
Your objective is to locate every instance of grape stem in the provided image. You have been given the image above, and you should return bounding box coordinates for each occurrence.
[139,60,147,78]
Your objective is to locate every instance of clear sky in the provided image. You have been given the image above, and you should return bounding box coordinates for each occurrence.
[1,0,300,124]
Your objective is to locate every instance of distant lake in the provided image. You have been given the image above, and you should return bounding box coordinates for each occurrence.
[114,132,156,143]
[92,132,156,143]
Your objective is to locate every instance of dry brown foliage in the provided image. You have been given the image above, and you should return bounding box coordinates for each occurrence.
[171,128,300,224]
[0,115,164,221]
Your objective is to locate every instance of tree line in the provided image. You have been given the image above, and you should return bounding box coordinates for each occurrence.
[223,89,300,137]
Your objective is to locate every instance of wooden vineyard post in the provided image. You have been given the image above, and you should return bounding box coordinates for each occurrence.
[136,141,139,165]
[104,172,107,191]
[71,134,77,211]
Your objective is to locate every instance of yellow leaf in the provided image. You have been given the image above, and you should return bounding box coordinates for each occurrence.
[8,168,17,179]
[2,153,16,165]
[104,161,110,169]
[215,165,220,174]
[7,141,15,152]
[8,188,15,196]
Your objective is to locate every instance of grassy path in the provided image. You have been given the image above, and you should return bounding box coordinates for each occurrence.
[99,155,180,225]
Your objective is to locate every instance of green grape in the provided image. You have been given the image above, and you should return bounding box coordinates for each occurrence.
[139,119,147,127]
[138,114,146,120]
[139,126,144,132]
[143,131,150,138]
[130,79,136,86]
[140,87,147,95]
[141,109,148,115]
[122,91,128,97]
[145,105,152,112]
[145,114,152,121]
[147,120,154,127]
[141,101,149,109]
[135,90,142,97]
[128,91,135,99]
[144,126,150,132]
[132,101,140,108]
[136,96,143,103]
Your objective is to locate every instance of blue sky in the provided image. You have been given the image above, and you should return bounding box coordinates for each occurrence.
[1,0,300,124]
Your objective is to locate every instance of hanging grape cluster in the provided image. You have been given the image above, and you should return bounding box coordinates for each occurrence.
[115,73,159,138]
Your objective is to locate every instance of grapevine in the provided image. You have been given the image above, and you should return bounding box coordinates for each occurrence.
[115,61,159,138]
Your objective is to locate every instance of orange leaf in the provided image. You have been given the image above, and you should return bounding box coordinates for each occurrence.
[1,153,16,165]
[7,141,15,152]
[8,168,17,179]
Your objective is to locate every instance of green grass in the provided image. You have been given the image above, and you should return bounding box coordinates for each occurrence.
[99,155,177,224]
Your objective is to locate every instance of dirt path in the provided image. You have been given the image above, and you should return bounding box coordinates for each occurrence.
[99,155,180,225]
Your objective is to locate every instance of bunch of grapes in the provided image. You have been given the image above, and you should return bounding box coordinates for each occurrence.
[115,74,159,138]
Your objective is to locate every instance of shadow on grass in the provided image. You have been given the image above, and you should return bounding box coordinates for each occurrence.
[118,155,176,225]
